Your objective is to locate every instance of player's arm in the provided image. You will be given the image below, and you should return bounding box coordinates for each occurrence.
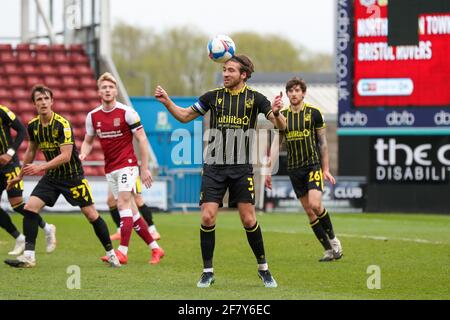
[23,144,73,176]
[0,116,27,166]
[79,113,95,161]
[316,128,336,185]
[268,92,287,131]
[80,134,95,161]
[154,85,200,123]
[134,128,152,188]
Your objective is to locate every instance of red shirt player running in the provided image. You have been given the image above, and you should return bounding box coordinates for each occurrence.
[80,72,164,265]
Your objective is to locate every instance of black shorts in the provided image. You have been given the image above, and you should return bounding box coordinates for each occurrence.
[199,164,255,208]
[288,165,324,199]
[0,161,24,198]
[31,175,94,208]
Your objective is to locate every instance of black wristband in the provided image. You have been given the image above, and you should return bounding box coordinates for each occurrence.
[273,111,280,117]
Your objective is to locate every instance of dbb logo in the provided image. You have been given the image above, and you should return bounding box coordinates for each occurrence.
[386,111,415,126]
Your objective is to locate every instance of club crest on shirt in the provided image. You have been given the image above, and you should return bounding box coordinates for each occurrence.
[304,113,311,122]
[245,98,254,109]
[114,118,121,127]
[53,129,59,138]
[97,122,101,128]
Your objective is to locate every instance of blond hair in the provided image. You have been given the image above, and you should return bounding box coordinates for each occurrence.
[97,72,117,88]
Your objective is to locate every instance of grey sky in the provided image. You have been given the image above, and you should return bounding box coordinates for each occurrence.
[111,0,335,54]
[1,0,335,54]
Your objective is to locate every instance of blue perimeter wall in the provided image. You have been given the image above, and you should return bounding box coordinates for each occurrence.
[132,97,203,209]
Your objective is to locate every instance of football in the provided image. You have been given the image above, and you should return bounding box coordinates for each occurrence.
[207,35,236,63]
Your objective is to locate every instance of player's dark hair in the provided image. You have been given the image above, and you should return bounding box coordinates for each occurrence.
[31,85,53,103]
[229,55,255,81]
[286,77,307,93]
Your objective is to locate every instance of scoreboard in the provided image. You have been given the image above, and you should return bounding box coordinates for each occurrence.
[337,0,450,132]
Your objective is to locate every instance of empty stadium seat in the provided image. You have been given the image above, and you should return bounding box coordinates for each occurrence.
[0,51,15,62]
[4,63,20,74]
[0,44,13,51]
[79,76,97,88]
[9,76,26,87]
[0,43,102,175]
[26,76,43,88]
[40,64,58,75]
[35,52,51,63]
[22,64,39,75]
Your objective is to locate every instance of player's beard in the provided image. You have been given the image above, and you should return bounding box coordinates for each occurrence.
[223,77,241,90]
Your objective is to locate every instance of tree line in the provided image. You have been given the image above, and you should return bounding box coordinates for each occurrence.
[112,22,333,97]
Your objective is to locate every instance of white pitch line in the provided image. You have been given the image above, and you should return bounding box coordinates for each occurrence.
[265,228,447,245]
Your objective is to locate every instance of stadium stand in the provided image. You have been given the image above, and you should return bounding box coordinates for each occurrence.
[0,43,103,175]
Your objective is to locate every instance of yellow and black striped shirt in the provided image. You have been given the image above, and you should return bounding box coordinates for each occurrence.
[0,105,27,163]
[27,112,84,179]
[192,85,273,165]
[281,103,325,170]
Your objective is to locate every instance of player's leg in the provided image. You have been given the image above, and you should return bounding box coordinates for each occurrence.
[0,172,25,254]
[196,165,227,288]
[197,202,219,287]
[129,198,164,264]
[80,204,121,267]
[237,202,277,288]
[107,189,121,240]
[134,190,160,240]
[4,195,46,268]
[0,206,25,255]
[9,196,56,253]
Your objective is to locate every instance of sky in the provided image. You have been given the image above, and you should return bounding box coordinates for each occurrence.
[111,0,335,54]
[0,0,335,54]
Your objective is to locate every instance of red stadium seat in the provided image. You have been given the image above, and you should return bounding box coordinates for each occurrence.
[62,76,80,88]
[16,43,31,52]
[0,88,10,99]
[53,52,70,64]
[4,63,20,74]
[34,44,50,52]
[0,99,14,107]
[20,112,36,124]
[83,89,98,100]
[16,100,35,112]
[39,64,58,75]
[0,52,15,63]
[35,52,51,63]
[0,44,13,51]
[70,53,89,65]
[51,88,64,99]
[26,76,43,88]
[22,64,39,75]
[66,89,83,100]
[57,64,75,75]
[43,75,61,88]
[0,77,9,87]
[54,101,71,113]
[12,88,29,100]
[75,65,93,76]
[69,44,85,53]
[17,51,34,63]
[71,100,90,112]
[8,76,26,88]
[50,44,66,52]
[79,76,97,88]
[73,113,87,126]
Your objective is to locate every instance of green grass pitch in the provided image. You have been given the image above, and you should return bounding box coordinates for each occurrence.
[0,211,449,300]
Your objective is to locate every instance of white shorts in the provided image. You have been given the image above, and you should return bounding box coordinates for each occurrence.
[106,166,139,199]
